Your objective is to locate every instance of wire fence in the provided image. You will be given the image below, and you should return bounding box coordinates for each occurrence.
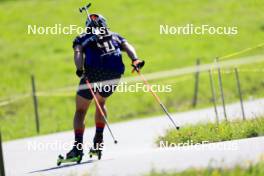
[1,55,264,106]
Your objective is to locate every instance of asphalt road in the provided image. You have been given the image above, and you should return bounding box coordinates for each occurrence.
[3,98,264,176]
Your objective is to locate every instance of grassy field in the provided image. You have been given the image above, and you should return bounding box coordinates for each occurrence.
[0,0,264,140]
[147,161,264,176]
[157,117,264,145]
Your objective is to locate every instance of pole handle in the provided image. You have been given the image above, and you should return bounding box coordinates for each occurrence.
[79,3,91,13]
[131,60,145,73]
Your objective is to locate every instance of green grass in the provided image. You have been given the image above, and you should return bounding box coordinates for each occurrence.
[157,117,264,145]
[147,161,264,176]
[0,0,264,140]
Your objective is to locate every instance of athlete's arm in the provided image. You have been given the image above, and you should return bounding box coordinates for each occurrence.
[74,44,84,77]
[121,42,138,61]
[121,42,145,70]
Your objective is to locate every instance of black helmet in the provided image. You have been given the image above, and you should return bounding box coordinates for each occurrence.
[86,14,107,28]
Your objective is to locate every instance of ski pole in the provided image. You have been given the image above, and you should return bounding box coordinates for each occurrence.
[85,79,118,144]
[79,3,92,18]
[79,3,93,27]
[133,64,180,130]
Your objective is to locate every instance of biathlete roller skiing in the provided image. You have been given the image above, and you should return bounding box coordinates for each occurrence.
[57,3,145,165]
[57,2,180,166]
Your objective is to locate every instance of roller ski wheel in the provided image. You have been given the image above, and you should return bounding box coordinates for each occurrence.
[57,146,83,166]
[57,155,63,166]
[56,153,83,166]
[89,148,102,160]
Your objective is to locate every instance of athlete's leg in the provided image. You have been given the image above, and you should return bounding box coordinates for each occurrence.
[66,95,92,159]
[91,71,121,150]
[93,93,107,149]
[94,93,107,125]
[74,95,92,144]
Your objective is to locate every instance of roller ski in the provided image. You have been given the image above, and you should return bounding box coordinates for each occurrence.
[57,145,83,166]
[89,133,104,160]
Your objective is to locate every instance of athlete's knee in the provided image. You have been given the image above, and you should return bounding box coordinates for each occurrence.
[96,95,106,106]
[75,108,87,118]
[75,95,90,117]
[99,100,106,106]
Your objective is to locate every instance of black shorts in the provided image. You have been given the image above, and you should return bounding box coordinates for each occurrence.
[77,68,121,100]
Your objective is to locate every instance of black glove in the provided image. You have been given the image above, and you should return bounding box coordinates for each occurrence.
[76,69,83,78]
[132,60,145,72]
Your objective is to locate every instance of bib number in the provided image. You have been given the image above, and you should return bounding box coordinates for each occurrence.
[97,40,116,54]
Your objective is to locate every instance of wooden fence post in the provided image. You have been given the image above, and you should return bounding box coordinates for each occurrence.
[31,75,40,134]
[234,68,246,120]
[192,59,200,107]
[209,70,219,124]
[215,58,228,121]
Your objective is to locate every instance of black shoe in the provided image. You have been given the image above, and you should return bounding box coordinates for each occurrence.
[93,133,104,151]
[66,144,83,159]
